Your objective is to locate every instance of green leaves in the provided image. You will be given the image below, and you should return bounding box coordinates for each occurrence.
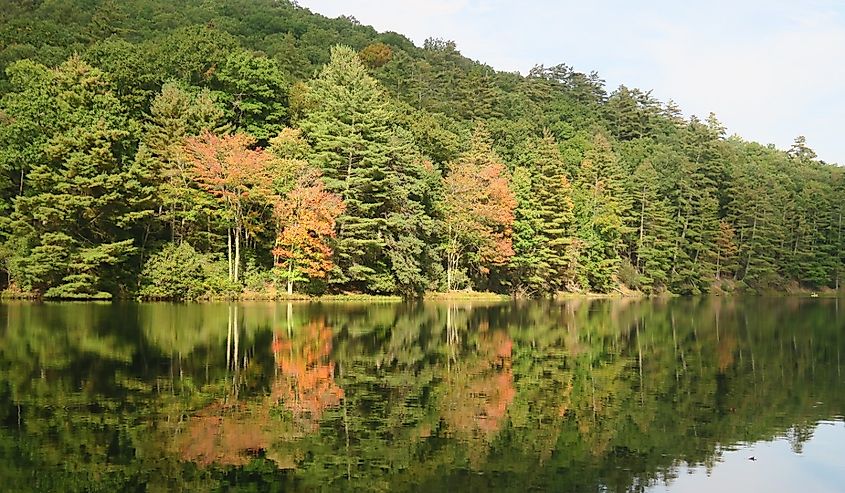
[299,45,425,294]
[139,242,214,300]
[216,50,288,142]
[0,1,844,297]
[3,57,147,297]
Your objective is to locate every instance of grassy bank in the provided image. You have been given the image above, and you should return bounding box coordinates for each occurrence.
[424,291,511,301]
[3,285,842,302]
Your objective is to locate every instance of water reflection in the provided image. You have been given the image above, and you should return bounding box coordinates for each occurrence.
[0,298,843,491]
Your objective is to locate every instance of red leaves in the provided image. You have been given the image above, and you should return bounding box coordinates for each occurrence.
[441,330,516,438]
[183,130,346,285]
[183,131,275,203]
[271,321,344,428]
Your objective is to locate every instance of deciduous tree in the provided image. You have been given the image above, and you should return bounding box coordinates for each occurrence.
[183,131,276,283]
[441,127,516,291]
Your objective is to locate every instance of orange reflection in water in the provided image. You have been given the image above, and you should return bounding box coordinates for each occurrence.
[178,320,344,467]
[271,321,344,428]
[442,330,516,437]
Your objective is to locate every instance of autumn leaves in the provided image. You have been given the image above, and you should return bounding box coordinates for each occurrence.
[184,130,343,293]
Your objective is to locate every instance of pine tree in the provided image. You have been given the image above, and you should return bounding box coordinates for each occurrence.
[725,144,790,288]
[381,127,444,295]
[787,136,817,164]
[527,133,576,293]
[509,165,543,294]
[215,50,288,143]
[630,160,675,291]
[8,56,154,297]
[144,82,228,247]
[572,133,630,292]
[667,118,725,293]
[298,45,410,293]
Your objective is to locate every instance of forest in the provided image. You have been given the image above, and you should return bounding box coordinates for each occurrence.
[1,0,844,299]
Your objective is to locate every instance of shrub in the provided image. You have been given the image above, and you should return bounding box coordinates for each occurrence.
[242,259,274,292]
[139,242,209,300]
[201,258,241,298]
[617,258,643,291]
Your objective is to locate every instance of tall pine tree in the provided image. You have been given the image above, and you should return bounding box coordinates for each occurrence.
[8,57,154,297]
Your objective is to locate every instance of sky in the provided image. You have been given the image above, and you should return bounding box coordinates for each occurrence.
[300,0,845,164]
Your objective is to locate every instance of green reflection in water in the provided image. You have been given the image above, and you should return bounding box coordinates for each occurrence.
[0,298,843,492]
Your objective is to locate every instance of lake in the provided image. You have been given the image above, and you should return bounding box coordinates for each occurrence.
[0,298,843,492]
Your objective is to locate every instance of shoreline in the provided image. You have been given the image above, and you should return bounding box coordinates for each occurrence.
[2,288,840,303]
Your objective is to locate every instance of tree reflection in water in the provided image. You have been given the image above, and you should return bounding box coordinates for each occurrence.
[0,298,843,491]
[271,319,344,429]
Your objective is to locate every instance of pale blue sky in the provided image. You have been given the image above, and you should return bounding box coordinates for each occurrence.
[301,0,845,164]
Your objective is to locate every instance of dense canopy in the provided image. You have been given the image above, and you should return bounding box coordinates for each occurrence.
[1,0,843,298]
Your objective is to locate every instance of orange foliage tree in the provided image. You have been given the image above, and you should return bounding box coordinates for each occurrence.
[441,127,516,290]
[269,128,345,294]
[273,178,344,294]
[358,42,392,68]
[183,131,276,283]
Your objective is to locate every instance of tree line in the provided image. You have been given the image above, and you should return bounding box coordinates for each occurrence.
[1,0,843,299]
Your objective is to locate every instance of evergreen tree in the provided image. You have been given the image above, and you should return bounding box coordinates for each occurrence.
[7,57,153,297]
[725,144,791,288]
[299,45,419,293]
[215,50,288,143]
[666,118,725,293]
[143,82,228,248]
[511,132,577,294]
[572,133,630,292]
[787,135,817,164]
[509,165,543,294]
[630,160,675,290]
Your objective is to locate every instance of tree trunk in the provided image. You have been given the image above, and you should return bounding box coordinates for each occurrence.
[227,228,234,281]
[171,202,176,243]
[232,304,240,398]
[287,261,294,295]
[715,243,722,280]
[744,209,758,279]
[288,259,293,295]
[838,209,843,291]
[234,226,241,283]
[637,189,646,270]
[226,305,233,370]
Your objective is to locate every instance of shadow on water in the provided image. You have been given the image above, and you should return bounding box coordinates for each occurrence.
[0,297,843,491]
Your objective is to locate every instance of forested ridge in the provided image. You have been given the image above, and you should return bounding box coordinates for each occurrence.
[1,0,843,299]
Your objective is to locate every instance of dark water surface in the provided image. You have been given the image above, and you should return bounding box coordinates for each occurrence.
[0,298,843,492]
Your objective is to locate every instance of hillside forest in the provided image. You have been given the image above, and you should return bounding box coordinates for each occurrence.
[1,0,844,299]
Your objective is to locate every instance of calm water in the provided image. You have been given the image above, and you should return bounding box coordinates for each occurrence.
[0,298,843,492]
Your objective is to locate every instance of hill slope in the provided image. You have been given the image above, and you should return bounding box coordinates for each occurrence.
[0,0,842,298]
